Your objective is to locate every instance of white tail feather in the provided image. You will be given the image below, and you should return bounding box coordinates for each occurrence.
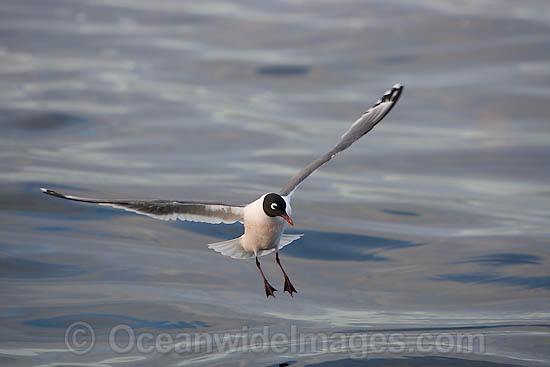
[207,233,303,259]
[278,233,303,250]
[207,236,252,259]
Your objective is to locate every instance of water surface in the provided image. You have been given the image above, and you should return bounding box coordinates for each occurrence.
[1,0,549,366]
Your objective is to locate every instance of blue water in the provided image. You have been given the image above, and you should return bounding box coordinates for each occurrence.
[1,0,549,366]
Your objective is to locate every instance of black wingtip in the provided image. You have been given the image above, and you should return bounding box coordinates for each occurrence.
[40,188,64,199]
[381,83,404,104]
[368,83,404,119]
[370,84,403,110]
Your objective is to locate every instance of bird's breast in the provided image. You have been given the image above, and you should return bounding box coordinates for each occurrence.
[242,216,286,253]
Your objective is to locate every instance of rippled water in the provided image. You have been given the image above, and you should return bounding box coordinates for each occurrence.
[1,0,549,366]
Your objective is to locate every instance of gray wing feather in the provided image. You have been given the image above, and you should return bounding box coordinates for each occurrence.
[40,188,244,224]
[280,84,403,196]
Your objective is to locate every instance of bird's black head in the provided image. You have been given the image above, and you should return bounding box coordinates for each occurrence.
[263,193,293,226]
[263,193,286,217]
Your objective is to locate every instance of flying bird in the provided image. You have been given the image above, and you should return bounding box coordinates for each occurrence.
[41,84,403,298]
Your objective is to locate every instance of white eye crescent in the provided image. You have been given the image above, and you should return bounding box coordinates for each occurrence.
[270,203,278,210]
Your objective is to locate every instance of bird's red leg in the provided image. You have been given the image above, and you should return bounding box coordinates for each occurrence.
[276,250,297,296]
[256,256,277,298]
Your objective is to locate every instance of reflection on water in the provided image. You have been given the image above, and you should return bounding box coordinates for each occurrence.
[256,65,310,77]
[0,257,85,279]
[25,314,207,330]
[433,273,550,290]
[458,253,543,267]
[1,0,549,366]
[307,356,526,367]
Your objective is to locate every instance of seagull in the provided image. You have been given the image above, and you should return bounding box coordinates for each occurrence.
[41,84,403,298]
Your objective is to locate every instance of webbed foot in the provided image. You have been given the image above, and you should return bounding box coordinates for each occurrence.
[283,276,297,296]
[264,280,277,298]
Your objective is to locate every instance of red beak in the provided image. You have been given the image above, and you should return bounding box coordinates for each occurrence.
[281,214,294,227]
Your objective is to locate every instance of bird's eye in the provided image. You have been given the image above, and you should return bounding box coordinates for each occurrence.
[270,203,278,210]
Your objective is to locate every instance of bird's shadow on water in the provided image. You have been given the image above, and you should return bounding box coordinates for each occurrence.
[174,222,423,262]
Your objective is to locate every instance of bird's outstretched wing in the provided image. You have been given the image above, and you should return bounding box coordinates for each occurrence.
[280,84,403,196]
[40,188,244,224]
